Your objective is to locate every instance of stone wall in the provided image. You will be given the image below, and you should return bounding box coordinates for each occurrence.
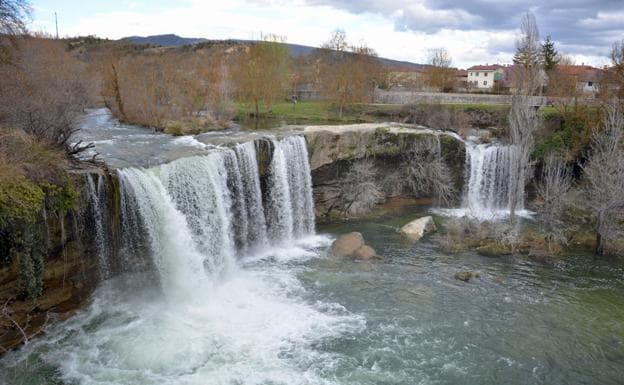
[375,90,547,106]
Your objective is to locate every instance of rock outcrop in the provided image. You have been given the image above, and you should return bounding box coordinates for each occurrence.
[400,216,437,242]
[0,168,119,353]
[304,123,465,222]
[330,232,378,260]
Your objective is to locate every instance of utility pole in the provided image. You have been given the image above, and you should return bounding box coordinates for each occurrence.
[55,12,59,39]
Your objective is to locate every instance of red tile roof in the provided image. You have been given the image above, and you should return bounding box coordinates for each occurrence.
[467,65,505,71]
[557,65,603,81]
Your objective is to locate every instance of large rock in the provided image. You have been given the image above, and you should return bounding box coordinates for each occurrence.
[454,271,480,282]
[330,232,365,257]
[330,232,378,259]
[305,125,466,222]
[353,245,377,260]
[400,216,437,242]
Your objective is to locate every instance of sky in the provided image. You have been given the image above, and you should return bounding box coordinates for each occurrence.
[29,0,623,69]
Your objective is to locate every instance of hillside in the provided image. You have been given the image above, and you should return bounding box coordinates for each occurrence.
[119,34,424,70]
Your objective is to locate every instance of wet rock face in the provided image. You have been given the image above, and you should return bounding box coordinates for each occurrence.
[330,232,378,260]
[0,168,116,354]
[400,216,437,242]
[305,124,465,222]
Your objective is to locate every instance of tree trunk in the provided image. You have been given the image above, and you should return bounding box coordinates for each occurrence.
[111,64,125,120]
[596,232,604,255]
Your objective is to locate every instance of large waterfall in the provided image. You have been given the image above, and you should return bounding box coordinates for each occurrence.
[117,135,316,295]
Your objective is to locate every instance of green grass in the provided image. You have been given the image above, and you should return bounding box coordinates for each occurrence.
[234,100,377,126]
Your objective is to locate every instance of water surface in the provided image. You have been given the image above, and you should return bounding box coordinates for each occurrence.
[2,213,623,385]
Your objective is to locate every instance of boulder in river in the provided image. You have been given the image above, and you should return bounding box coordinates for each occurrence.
[400,216,437,242]
[330,232,378,259]
[353,245,377,260]
[454,271,480,282]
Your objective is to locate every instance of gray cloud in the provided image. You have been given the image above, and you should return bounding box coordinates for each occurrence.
[305,0,623,60]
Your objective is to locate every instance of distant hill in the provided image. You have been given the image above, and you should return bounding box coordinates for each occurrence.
[121,34,209,46]
[119,34,424,70]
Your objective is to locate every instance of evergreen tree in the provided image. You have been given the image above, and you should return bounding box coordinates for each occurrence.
[541,36,559,71]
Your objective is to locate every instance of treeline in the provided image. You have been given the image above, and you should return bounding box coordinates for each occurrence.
[71,30,390,133]
[1,1,96,301]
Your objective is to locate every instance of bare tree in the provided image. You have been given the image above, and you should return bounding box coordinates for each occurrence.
[506,13,542,221]
[233,34,291,116]
[512,12,543,95]
[534,153,575,251]
[0,0,30,63]
[339,159,384,216]
[508,96,539,221]
[581,102,624,255]
[392,136,455,205]
[0,38,91,152]
[317,30,383,117]
[609,40,624,99]
[425,48,455,92]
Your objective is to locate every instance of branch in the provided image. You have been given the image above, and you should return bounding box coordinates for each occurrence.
[1,299,29,345]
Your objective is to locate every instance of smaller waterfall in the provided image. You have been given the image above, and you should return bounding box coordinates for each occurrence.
[458,142,528,220]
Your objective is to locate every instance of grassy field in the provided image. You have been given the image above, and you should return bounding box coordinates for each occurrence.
[233,100,591,131]
[234,101,381,127]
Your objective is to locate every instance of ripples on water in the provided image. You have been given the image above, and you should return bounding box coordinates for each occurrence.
[2,215,623,385]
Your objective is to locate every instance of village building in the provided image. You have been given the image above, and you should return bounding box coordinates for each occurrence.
[467,64,505,90]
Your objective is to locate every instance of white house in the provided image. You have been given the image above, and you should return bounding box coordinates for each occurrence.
[467,65,505,90]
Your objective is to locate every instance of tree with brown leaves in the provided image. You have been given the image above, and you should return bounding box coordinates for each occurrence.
[233,35,291,116]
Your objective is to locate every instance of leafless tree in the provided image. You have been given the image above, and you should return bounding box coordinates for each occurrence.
[394,136,456,205]
[609,40,624,99]
[317,30,383,117]
[339,159,384,216]
[508,96,539,221]
[0,0,30,63]
[0,38,91,153]
[425,48,455,92]
[512,12,543,95]
[534,153,576,250]
[581,101,624,255]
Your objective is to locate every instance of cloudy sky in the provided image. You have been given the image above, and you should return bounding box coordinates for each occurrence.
[30,0,622,68]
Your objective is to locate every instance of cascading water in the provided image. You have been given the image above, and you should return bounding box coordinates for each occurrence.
[85,173,111,278]
[0,133,368,385]
[463,143,518,214]
[115,135,317,293]
[434,139,529,220]
[234,141,269,250]
[266,136,316,243]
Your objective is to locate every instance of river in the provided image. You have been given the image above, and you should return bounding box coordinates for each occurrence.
[0,109,622,385]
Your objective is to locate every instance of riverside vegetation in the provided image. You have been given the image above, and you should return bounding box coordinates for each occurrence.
[0,1,623,360]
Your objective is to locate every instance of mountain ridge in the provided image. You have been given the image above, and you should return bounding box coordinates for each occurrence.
[120,34,424,70]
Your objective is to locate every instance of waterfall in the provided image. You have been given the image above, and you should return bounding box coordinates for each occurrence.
[461,142,524,219]
[117,135,316,296]
[266,136,315,243]
[85,173,111,279]
[234,141,268,250]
